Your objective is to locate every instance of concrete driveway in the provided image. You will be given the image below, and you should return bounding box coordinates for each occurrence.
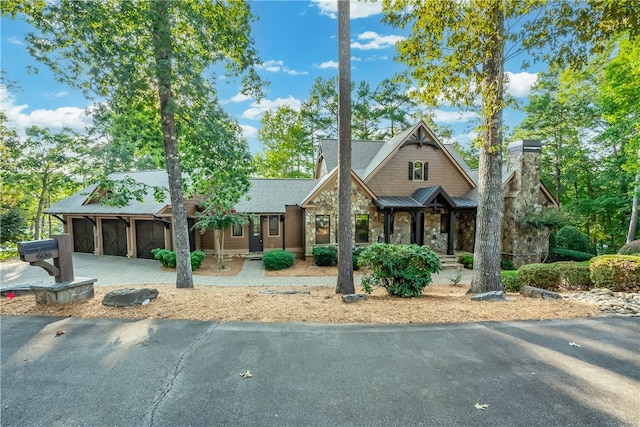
[1,316,638,426]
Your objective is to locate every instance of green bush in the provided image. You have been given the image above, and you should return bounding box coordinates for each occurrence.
[151,248,206,271]
[556,226,594,254]
[590,255,640,291]
[554,261,592,290]
[517,263,562,291]
[358,243,441,297]
[459,254,474,269]
[263,250,295,271]
[352,247,366,271]
[312,245,338,266]
[190,251,206,270]
[617,240,640,256]
[501,270,522,292]
[501,259,516,271]
[548,248,595,262]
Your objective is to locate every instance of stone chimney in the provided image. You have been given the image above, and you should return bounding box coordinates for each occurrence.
[503,140,545,266]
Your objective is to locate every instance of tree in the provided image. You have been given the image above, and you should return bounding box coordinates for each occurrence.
[336,0,354,295]
[382,0,639,292]
[373,78,416,139]
[8,1,263,288]
[193,201,247,268]
[255,106,314,178]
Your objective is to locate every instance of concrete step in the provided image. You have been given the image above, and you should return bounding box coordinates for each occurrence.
[438,254,464,270]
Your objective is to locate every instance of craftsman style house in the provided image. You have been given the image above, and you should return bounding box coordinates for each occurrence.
[46,121,557,266]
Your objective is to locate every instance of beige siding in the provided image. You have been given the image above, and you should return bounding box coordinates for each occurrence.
[366,145,473,197]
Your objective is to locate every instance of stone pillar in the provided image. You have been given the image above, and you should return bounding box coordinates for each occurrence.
[504,140,544,266]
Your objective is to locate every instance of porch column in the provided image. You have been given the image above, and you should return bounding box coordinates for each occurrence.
[447,210,455,255]
[383,210,391,243]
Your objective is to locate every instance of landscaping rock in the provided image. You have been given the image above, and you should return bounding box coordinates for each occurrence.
[470,290,505,301]
[342,294,367,303]
[520,285,561,300]
[102,288,158,307]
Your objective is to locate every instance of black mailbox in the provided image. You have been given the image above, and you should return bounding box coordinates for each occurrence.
[17,239,59,262]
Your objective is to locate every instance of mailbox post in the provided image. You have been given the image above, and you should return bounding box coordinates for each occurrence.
[17,234,74,283]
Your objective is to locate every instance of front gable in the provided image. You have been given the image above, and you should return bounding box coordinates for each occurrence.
[301,167,376,209]
[363,121,476,198]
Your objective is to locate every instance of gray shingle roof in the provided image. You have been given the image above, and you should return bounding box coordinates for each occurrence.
[318,139,385,177]
[234,179,319,213]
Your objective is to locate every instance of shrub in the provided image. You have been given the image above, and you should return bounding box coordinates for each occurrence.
[501,259,516,271]
[151,248,206,271]
[590,255,640,292]
[517,263,562,291]
[617,240,640,256]
[358,243,441,297]
[501,270,522,292]
[554,261,592,290]
[459,254,474,269]
[548,248,595,262]
[352,247,366,271]
[312,245,338,266]
[556,226,594,254]
[190,251,206,270]
[263,250,295,271]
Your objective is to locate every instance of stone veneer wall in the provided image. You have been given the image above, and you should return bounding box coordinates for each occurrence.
[455,212,475,252]
[423,210,448,252]
[304,179,380,258]
[503,141,549,267]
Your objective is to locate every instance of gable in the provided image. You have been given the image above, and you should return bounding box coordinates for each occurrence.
[301,168,376,208]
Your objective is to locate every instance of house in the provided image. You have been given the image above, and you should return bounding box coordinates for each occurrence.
[46,121,557,266]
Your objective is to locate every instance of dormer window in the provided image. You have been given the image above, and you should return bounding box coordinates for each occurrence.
[409,161,428,181]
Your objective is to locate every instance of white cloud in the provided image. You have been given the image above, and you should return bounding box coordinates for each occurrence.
[432,109,478,124]
[226,92,252,104]
[8,36,24,45]
[315,60,339,70]
[43,91,70,99]
[0,86,92,135]
[351,31,405,50]
[451,131,478,146]
[505,71,538,98]
[257,59,308,76]
[240,96,302,120]
[240,124,258,139]
[311,0,382,19]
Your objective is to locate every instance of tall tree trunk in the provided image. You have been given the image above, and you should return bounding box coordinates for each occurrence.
[627,158,640,243]
[150,0,193,288]
[34,173,48,240]
[469,3,504,293]
[336,0,354,294]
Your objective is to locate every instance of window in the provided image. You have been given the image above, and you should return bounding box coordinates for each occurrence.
[315,215,330,244]
[268,215,280,236]
[355,215,369,243]
[232,223,243,237]
[409,161,428,181]
[440,213,450,233]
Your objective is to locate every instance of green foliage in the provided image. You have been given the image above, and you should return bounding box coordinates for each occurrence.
[517,207,568,231]
[618,240,640,255]
[151,248,206,271]
[0,249,19,261]
[312,245,338,266]
[458,254,474,269]
[548,248,595,262]
[152,248,177,268]
[501,259,516,271]
[501,271,522,292]
[554,261,592,290]
[589,255,640,291]
[358,243,441,297]
[352,247,366,271]
[517,263,562,291]
[263,250,295,271]
[556,226,594,253]
[1,208,27,244]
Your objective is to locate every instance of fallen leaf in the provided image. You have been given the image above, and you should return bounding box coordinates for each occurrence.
[474,403,489,411]
[239,370,252,378]
[55,330,65,337]
[569,342,581,347]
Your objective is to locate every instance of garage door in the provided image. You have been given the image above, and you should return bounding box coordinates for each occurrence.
[72,218,95,253]
[102,219,127,257]
[136,220,166,259]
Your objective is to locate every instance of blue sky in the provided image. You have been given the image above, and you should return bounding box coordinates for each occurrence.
[1,0,544,153]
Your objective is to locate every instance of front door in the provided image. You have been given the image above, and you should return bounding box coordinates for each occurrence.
[248,215,263,252]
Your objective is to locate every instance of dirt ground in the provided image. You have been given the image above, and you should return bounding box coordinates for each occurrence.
[1,256,601,324]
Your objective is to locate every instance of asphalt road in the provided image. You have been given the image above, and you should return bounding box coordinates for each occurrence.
[1,316,639,426]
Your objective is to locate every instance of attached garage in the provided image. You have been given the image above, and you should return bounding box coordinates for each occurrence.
[72,218,95,254]
[136,220,167,259]
[102,219,128,257]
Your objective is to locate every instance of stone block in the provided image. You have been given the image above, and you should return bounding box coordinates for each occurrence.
[31,277,96,305]
[470,290,505,301]
[520,285,561,300]
[342,294,367,303]
[102,288,159,307]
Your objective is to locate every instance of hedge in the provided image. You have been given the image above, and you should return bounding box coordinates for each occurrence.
[548,248,595,263]
[589,255,640,292]
[618,240,640,256]
[501,270,521,292]
[312,245,338,266]
[555,261,592,290]
[263,250,295,271]
[517,263,562,291]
